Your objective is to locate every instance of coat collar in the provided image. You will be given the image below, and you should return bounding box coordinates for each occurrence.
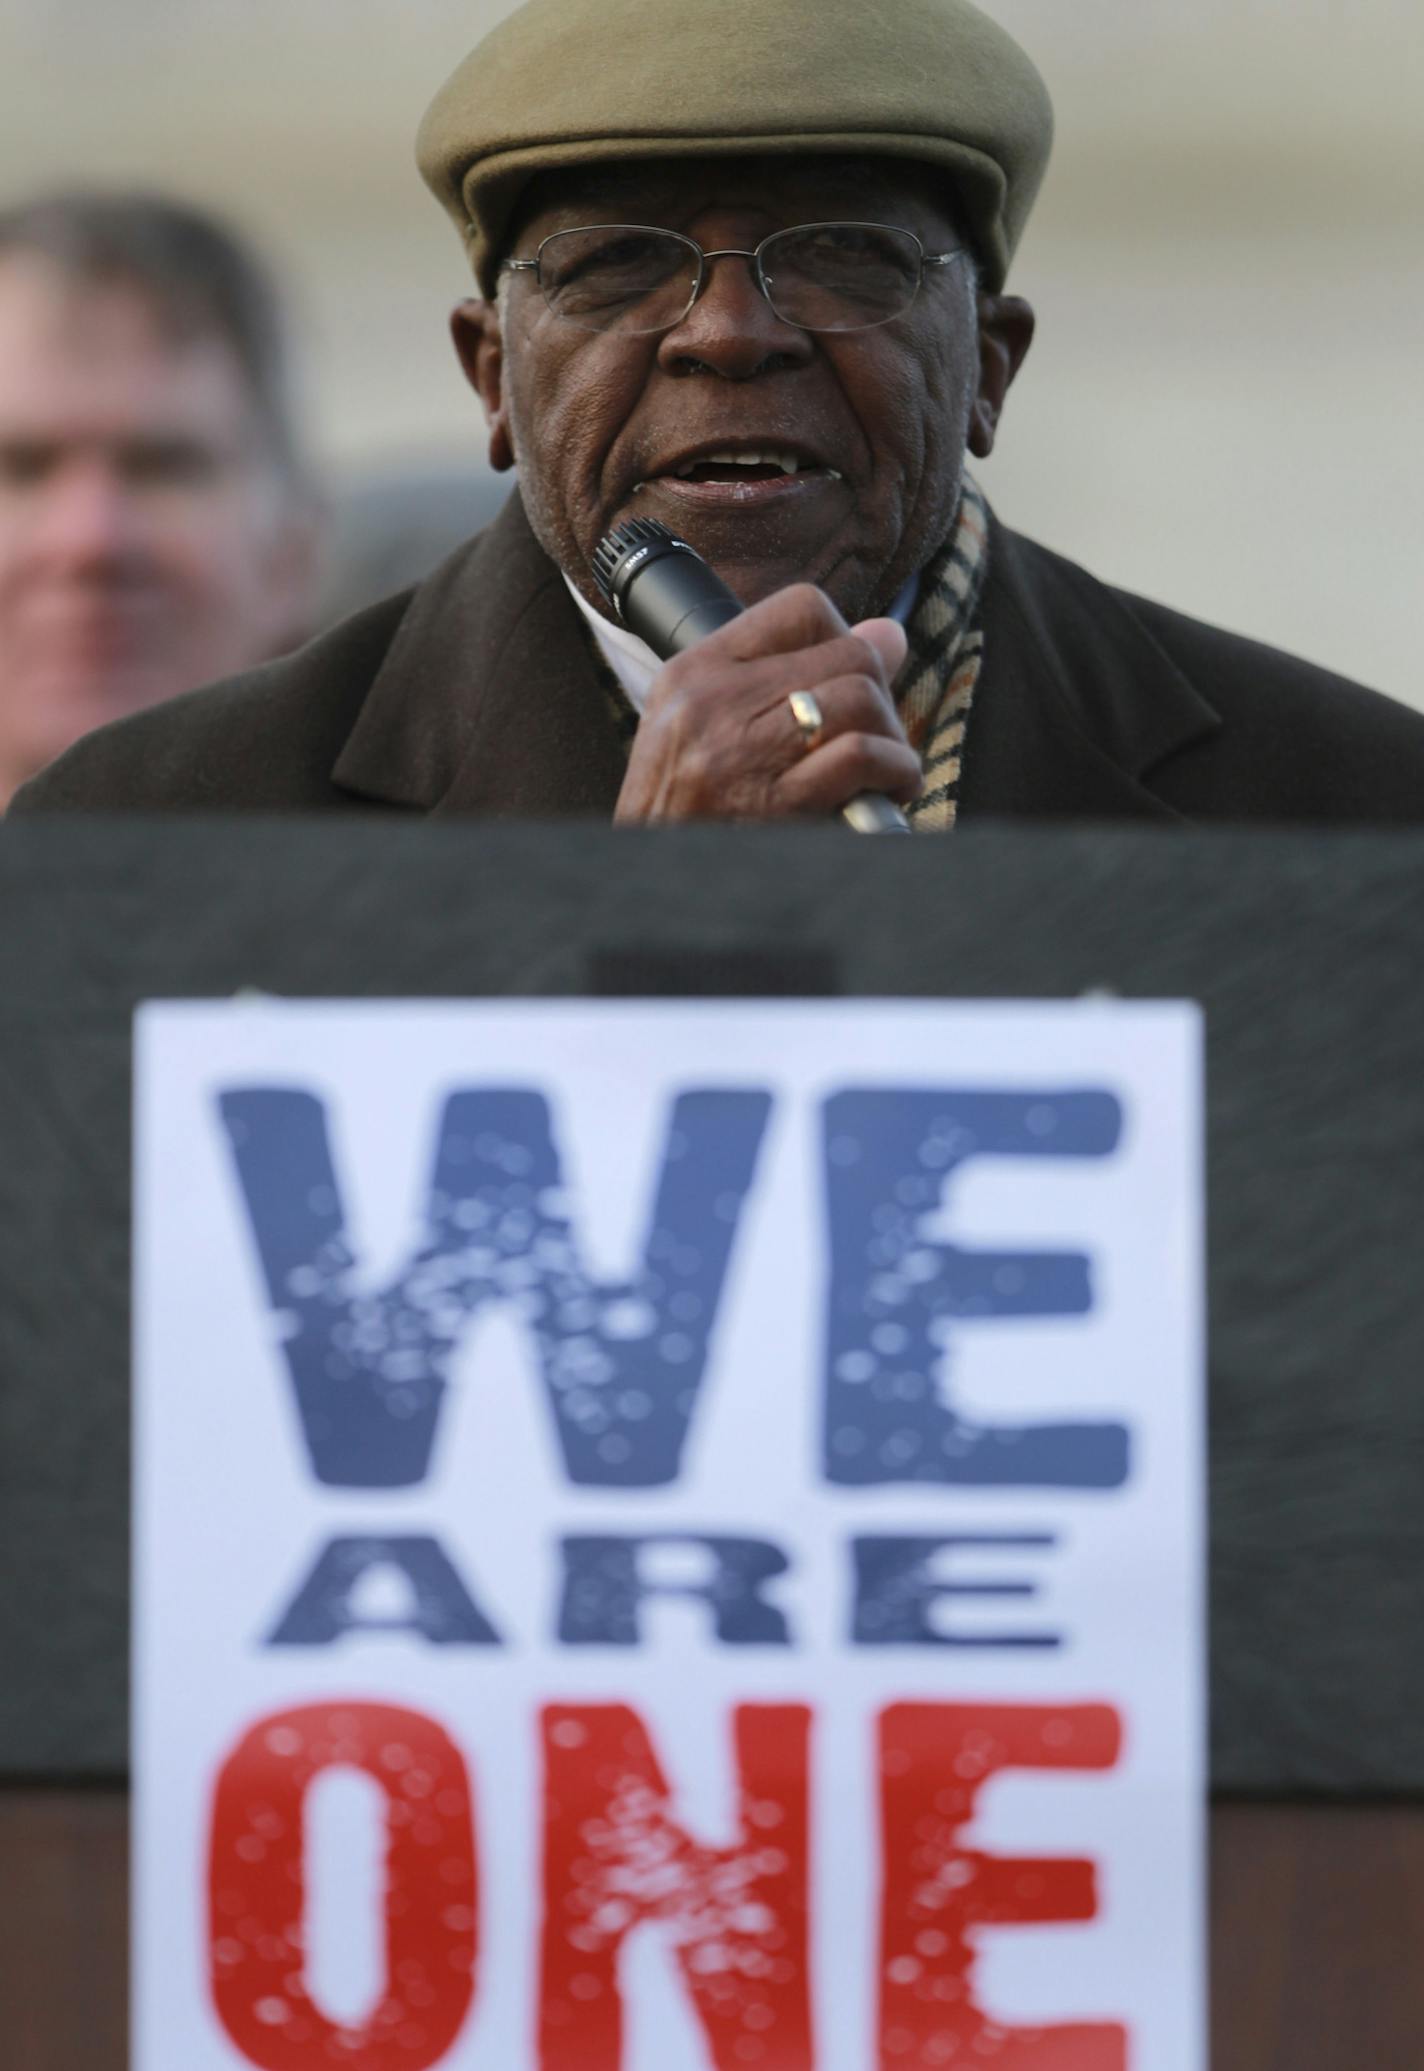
[331,491,1223,824]
[331,491,627,817]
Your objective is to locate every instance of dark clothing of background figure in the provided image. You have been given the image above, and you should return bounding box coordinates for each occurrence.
[12,492,1424,823]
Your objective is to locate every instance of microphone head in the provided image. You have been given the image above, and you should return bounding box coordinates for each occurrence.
[592,517,699,621]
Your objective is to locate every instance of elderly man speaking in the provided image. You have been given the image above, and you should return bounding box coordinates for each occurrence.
[14,0,1424,822]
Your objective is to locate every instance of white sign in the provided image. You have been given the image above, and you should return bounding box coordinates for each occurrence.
[133,999,1204,2071]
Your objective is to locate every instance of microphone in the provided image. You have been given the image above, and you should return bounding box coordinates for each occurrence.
[592,518,911,835]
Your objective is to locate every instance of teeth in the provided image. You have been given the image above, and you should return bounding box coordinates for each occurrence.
[674,448,805,477]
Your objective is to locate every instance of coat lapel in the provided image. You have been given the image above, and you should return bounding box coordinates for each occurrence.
[959,520,1223,823]
[331,492,628,818]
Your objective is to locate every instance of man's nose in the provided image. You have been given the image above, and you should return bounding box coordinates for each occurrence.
[32,458,144,569]
[656,251,815,379]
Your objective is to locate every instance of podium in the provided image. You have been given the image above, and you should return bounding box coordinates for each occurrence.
[2,820,1423,2065]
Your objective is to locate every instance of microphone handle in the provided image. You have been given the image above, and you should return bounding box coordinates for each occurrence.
[621,549,911,835]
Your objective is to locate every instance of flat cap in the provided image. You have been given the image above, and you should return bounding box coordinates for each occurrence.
[417,0,1054,297]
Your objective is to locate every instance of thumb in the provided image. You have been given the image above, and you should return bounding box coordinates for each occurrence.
[852,615,909,686]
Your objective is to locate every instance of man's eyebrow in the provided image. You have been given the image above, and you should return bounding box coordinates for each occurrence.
[0,429,233,470]
[0,433,62,467]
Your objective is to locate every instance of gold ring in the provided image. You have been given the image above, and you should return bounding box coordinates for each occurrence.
[788,690,825,750]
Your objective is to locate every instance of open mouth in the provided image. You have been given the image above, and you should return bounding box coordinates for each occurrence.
[670,448,841,484]
[634,443,845,498]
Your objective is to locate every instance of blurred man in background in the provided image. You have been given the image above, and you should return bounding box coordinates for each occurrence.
[0,192,320,807]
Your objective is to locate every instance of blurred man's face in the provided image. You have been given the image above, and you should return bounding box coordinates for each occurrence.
[0,253,316,803]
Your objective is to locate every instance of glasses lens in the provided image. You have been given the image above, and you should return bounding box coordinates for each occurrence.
[535,226,699,334]
[761,223,923,332]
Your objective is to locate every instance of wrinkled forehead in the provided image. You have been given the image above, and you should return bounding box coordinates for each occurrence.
[507,153,963,251]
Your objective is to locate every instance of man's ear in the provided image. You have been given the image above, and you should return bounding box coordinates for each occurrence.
[968,294,1035,460]
[451,298,515,473]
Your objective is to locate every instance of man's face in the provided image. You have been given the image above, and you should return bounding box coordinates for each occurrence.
[459,155,1031,622]
[0,254,315,800]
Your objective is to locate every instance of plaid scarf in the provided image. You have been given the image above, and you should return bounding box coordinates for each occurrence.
[588,473,991,827]
[896,471,990,832]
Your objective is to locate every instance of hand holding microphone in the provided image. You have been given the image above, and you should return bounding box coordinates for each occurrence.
[594,519,918,832]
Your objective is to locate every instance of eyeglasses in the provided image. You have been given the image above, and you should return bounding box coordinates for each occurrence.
[503,221,963,336]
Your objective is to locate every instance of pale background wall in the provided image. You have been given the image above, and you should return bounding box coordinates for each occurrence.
[1,0,1419,707]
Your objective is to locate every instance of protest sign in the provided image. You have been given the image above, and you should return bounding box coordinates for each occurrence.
[134,999,1203,2070]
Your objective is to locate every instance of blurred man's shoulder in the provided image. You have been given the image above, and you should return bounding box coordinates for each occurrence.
[9,585,416,816]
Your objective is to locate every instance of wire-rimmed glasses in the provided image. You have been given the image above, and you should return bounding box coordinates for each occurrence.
[503,220,963,336]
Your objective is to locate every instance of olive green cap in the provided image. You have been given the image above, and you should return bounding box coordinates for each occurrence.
[417,0,1054,297]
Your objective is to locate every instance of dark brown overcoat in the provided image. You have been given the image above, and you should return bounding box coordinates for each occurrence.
[12,493,1424,823]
